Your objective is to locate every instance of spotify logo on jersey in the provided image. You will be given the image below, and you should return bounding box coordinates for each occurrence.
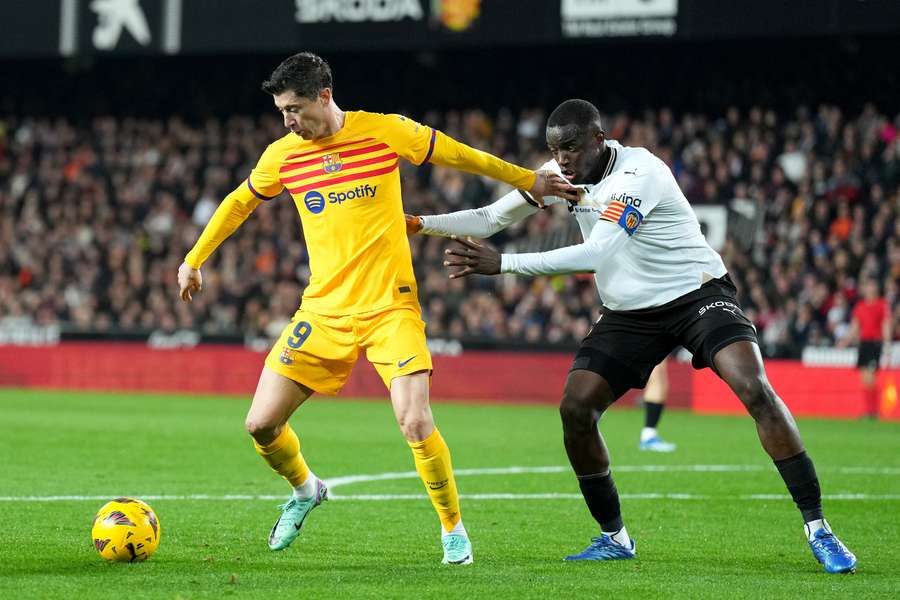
[304,191,326,214]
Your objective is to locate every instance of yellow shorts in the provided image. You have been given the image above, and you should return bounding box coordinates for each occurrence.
[264,304,433,395]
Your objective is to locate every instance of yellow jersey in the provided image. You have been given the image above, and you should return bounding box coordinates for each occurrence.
[185,110,535,316]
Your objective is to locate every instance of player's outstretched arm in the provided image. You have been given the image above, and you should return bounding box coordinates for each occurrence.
[407,188,540,238]
[489,162,668,277]
[499,220,627,277]
[427,130,580,205]
[443,220,629,279]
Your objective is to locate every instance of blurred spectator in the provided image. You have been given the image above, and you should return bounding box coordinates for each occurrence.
[1,103,898,357]
[850,279,892,417]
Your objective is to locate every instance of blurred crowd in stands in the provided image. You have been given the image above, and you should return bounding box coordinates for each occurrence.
[1,103,898,356]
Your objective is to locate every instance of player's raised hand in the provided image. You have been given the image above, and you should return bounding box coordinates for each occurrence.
[529,169,580,207]
[177,262,202,302]
[405,214,423,235]
[443,236,500,279]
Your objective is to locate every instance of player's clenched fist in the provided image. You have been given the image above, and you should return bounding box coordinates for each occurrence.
[405,214,423,235]
[177,262,203,302]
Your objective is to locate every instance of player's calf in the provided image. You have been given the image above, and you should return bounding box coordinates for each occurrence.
[716,354,804,460]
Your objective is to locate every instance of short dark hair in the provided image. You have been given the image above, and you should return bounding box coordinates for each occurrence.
[261,52,333,99]
[547,99,602,135]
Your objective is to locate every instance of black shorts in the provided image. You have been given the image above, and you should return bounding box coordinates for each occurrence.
[571,275,758,398]
[857,341,882,370]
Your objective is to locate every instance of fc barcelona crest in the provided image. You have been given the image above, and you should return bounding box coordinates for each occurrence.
[279,347,295,365]
[323,152,343,174]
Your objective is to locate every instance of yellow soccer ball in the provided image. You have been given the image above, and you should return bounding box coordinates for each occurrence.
[91,497,161,562]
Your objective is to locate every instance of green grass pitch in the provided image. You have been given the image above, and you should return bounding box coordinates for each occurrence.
[1,389,899,599]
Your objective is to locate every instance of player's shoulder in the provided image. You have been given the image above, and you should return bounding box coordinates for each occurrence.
[610,141,660,168]
[348,110,415,130]
[610,141,671,180]
[343,109,382,126]
[343,111,428,144]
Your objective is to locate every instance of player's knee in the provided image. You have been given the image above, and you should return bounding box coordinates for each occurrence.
[733,375,778,419]
[245,417,280,443]
[559,394,595,434]
[396,412,433,441]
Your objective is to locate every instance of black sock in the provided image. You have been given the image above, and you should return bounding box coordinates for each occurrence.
[644,402,664,429]
[774,451,824,522]
[577,471,624,532]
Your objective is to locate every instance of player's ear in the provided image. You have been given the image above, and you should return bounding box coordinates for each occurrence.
[319,87,332,106]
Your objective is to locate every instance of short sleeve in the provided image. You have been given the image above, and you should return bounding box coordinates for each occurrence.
[379,114,435,165]
[247,143,285,200]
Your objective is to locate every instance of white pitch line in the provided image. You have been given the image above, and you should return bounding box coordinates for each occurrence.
[0,494,289,502]
[325,464,900,489]
[325,464,756,490]
[744,493,900,501]
[325,465,571,488]
[330,493,900,501]
[829,466,900,475]
[3,464,898,503]
[3,493,900,502]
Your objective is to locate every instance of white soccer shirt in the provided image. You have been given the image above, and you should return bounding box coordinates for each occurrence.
[419,140,727,311]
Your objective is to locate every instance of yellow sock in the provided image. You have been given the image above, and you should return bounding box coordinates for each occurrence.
[253,424,310,487]
[408,428,461,532]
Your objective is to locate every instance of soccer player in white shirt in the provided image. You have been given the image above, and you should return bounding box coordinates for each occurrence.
[407,99,856,573]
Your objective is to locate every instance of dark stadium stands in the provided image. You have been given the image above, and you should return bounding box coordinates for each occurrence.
[2,101,898,356]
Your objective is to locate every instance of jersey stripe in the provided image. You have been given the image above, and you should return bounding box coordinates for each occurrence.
[279,143,391,175]
[284,138,375,162]
[421,128,436,165]
[286,160,399,195]
[280,152,398,185]
[247,179,278,201]
[600,200,626,221]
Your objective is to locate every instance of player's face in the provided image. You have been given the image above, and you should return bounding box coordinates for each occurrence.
[546,125,606,184]
[274,89,331,140]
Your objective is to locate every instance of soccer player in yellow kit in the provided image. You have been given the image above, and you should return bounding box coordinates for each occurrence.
[177,52,577,565]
